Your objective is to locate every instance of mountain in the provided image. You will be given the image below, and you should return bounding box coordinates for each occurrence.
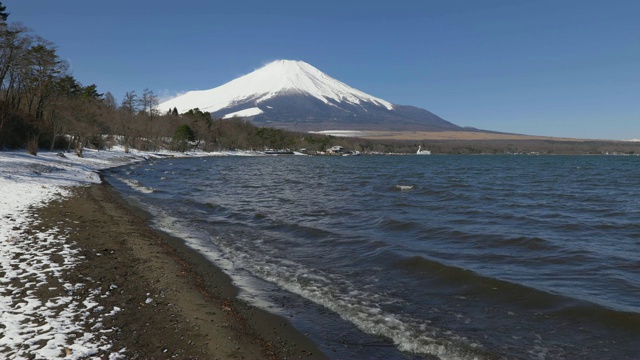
[159,60,461,132]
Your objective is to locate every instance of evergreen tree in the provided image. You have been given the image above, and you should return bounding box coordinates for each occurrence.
[172,124,195,152]
[0,2,9,22]
[54,75,83,97]
[81,84,103,99]
[172,107,178,116]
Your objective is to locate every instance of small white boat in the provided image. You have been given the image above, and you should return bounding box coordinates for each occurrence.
[416,146,431,155]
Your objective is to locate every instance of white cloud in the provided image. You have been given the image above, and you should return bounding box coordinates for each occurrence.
[157,89,189,104]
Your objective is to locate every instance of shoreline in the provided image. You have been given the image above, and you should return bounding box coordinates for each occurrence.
[34,182,327,359]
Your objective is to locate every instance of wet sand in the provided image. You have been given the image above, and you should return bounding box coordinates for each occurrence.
[35,182,327,359]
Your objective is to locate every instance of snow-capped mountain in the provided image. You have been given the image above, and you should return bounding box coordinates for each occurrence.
[159,60,461,131]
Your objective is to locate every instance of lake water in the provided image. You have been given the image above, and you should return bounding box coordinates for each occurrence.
[105,155,640,359]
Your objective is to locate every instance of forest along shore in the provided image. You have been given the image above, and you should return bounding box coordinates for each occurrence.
[32,183,326,359]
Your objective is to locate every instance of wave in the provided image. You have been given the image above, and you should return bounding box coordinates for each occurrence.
[481,235,560,252]
[377,217,419,232]
[215,239,490,360]
[182,198,226,210]
[113,176,155,194]
[393,184,414,191]
[393,255,640,330]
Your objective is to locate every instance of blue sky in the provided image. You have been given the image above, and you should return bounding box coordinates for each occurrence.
[6,0,639,139]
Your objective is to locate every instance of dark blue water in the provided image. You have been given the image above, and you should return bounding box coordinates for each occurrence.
[105,155,640,359]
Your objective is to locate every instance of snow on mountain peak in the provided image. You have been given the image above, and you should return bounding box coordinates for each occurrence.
[159,59,394,114]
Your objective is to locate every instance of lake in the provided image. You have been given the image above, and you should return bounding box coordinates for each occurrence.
[105,155,640,359]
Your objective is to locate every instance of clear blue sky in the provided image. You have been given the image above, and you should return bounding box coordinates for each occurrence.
[6,0,639,139]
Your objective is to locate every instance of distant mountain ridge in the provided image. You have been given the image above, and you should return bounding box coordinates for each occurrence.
[159,60,462,132]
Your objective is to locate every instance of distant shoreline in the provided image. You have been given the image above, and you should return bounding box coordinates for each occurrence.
[359,130,588,141]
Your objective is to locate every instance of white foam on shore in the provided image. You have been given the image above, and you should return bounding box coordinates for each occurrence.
[214,241,484,360]
[145,206,485,360]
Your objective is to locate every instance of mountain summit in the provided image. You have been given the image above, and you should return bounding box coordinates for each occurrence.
[159,60,461,131]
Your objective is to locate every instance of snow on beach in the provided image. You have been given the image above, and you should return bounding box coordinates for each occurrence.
[0,147,242,359]
[0,149,149,358]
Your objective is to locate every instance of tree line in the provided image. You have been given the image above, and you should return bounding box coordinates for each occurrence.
[0,2,421,156]
[0,4,181,154]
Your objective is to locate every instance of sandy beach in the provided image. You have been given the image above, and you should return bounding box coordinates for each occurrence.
[7,180,326,359]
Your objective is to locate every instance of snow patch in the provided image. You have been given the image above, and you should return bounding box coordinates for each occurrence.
[222,107,264,119]
[309,130,369,137]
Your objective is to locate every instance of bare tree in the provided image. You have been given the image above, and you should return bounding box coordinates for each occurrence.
[103,91,116,110]
[139,88,159,120]
[120,90,138,115]
[59,96,102,157]
[0,100,10,137]
[0,23,32,105]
